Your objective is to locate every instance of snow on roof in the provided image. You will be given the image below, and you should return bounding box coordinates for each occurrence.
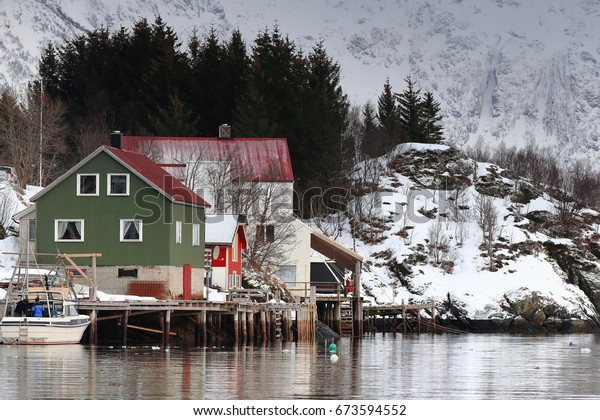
[121,136,294,182]
[205,214,245,245]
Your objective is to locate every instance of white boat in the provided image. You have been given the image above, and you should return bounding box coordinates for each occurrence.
[0,251,91,345]
[0,289,90,344]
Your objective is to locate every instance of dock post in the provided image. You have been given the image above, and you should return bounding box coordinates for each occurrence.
[89,309,97,346]
[163,310,171,348]
[432,302,436,333]
[200,310,207,346]
[241,309,247,346]
[402,300,406,334]
[207,312,214,347]
[260,308,267,345]
[248,309,255,345]
[287,310,293,342]
[121,310,129,346]
[234,309,240,346]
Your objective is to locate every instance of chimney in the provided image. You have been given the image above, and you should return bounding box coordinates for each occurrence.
[110,130,123,149]
[218,124,231,139]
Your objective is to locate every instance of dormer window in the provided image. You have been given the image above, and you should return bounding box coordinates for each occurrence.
[108,174,130,196]
[77,174,99,196]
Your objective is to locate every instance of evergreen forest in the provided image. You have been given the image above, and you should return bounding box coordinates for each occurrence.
[1,17,444,196]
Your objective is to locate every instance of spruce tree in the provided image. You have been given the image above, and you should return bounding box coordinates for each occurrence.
[362,101,381,157]
[421,91,444,144]
[303,40,349,180]
[376,78,401,152]
[396,75,424,142]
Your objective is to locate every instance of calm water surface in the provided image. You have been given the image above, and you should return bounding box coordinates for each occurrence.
[1,333,600,400]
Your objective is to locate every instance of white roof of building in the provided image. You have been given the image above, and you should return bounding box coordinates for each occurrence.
[204,214,245,245]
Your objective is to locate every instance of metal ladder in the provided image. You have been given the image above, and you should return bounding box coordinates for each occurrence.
[274,310,282,340]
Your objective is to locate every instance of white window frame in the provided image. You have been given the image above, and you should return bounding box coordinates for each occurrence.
[229,271,241,289]
[27,219,36,241]
[107,173,130,196]
[120,219,143,242]
[176,221,182,244]
[192,223,200,247]
[232,232,238,262]
[77,174,99,196]
[55,219,84,242]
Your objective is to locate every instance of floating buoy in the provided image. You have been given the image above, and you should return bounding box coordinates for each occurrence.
[581,348,591,353]
[330,354,339,362]
[329,343,337,354]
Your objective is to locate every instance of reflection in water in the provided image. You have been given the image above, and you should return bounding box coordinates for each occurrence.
[1,334,600,399]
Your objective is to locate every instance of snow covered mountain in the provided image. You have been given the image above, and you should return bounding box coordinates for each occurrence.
[1,0,600,166]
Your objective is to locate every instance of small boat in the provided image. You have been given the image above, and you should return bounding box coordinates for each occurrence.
[0,252,91,345]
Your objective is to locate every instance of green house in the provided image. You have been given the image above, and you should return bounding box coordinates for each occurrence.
[29,144,210,298]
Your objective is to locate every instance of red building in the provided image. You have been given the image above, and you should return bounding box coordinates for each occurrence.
[204,214,247,290]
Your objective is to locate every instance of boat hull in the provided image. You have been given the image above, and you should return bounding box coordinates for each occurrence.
[0,315,90,345]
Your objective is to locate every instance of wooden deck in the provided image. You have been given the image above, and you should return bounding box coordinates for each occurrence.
[75,299,317,347]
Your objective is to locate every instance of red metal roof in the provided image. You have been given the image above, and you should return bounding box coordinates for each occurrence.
[121,136,294,182]
[105,146,210,207]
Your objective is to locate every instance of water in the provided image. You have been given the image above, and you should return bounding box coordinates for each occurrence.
[1,333,600,400]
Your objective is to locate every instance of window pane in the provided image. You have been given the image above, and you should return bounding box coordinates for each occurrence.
[266,225,275,242]
[123,220,140,240]
[192,224,200,246]
[110,175,128,194]
[176,221,182,244]
[57,221,82,240]
[28,219,36,241]
[79,175,97,194]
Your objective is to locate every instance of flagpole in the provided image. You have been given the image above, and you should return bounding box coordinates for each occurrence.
[39,79,43,187]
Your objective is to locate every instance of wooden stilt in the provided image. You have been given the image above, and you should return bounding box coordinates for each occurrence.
[248,310,255,345]
[241,309,247,346]
[208,313,214,346]
[121,310,129,346]
[234,309,240,346]
[163,310,171,348]
[260,309,267,345]
[89,309,97,346]
[287,310,293,342]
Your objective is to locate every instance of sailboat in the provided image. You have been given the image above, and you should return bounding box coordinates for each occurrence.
[0,248,91,345]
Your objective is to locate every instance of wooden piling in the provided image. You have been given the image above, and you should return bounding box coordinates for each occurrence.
[89,309,97,346]
[234,310,240,346]
[163,310,171,348]
[260,309,267,345]
[248,310,255,344]
[241,309,247,345]
[121,310,129,346]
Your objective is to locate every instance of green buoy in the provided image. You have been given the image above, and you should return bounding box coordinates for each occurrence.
[329,343,337,354]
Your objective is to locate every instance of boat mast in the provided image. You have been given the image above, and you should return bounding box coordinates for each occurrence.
[39,79,43,187]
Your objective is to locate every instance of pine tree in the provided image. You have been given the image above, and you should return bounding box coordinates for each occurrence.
[377,77,399,150]
[188,27,227,135]
[421,91,444,144]
[396,75,424,142]
[233,77,280,138]
[362,101,382,157]
[303,40,349,180]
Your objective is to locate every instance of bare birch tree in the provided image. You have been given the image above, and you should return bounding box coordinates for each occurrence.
[473,194,499,271]
[0,86,67,187]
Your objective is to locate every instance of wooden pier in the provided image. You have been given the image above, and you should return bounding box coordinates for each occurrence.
[76,299,317,347]
[363,300,452,334]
